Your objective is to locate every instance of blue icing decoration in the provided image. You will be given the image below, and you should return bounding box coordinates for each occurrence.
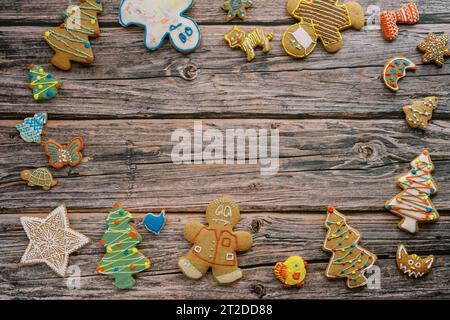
[394,60,400,65]
[404,60,409,66]
[391,69,397,75]
[143,210,166,235]
[16,112,47,143]
[118,0,201,53]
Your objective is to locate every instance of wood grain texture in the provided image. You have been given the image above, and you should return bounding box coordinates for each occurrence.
[1,119,450,212]
[1,0,450,300]
[0,0,448,24]
[1,24,449,120]
[1,212,449,299]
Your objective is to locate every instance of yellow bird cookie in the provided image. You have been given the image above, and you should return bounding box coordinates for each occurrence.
[274,255,308,288]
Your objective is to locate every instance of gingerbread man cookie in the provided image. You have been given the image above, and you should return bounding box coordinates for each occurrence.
[283,0,364,58]
[119,0,201,53]
[178,196,253,284]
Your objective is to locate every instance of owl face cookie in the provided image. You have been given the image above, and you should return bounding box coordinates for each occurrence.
[119,0,201,53]
[396,244,434,278]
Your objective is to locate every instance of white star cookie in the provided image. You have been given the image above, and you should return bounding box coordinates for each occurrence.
[119,0,201,52]
[20,204,90,277]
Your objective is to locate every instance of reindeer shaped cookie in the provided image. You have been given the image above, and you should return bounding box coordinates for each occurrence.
[44,0,103,70]
[224,26,273,62]
[119,0,201,53]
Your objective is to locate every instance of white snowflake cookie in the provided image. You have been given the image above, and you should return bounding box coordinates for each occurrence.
[119,0,201,53]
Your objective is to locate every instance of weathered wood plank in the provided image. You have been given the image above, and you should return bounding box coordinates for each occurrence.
[1,119,449,212]
[0,212,449,299]
[0,0,448,25]
[1,25,449,120]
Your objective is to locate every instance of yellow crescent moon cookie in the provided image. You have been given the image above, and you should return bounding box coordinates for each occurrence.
[382,56,416,92]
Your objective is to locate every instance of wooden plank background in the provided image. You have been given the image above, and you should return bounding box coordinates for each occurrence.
[0,0,449,299]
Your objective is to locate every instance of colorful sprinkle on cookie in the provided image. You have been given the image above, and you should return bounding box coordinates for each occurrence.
[27,65,61,100]
[323,206,377,289]
[382,56,416,91]
[43,0,103,70]
[97,202,150,289]
[417,33,450,67]
[222,0,253,22]
[385,150,439,234]
[44,137,84,169]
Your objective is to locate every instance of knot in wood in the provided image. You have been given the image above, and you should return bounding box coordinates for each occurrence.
[251,219,262,232]
[359,145,373,158]
[353,140,387,165]
[178,62,198,81]
[251,284,266,298]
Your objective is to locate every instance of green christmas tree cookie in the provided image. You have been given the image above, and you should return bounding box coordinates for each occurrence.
[28,64,62,101]
[96,202,150,289]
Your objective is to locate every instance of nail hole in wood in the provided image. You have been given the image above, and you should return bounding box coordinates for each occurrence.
[252,284,266,298]
[251,219,262,232]
[179,63,198,81]
[359,145,374,158]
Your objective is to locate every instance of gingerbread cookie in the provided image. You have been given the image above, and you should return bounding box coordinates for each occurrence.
[119,0,201,53]
[143,210,166,235]
[224,27,273,62]
[382,56,416,91]
[403,97,438,130]
[21,167,58,190]
[274,255,308,288]
[27,64,61,100]
[178,196,253,284]
[16,112,47,143]
[44,0,103,70]
[380,3,420,41]
[282,22,318,58]
[44,137,84,169]
[417,33,450,67]
[396,244,434,278]
[283,0,364,57]
[222,0,253,22]
[323,206,377,288]
[97,202,151,289]
[385,150,439,234]
[20,204,90,277]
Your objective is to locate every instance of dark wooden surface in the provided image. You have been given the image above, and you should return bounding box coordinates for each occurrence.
[0,0,449,299]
